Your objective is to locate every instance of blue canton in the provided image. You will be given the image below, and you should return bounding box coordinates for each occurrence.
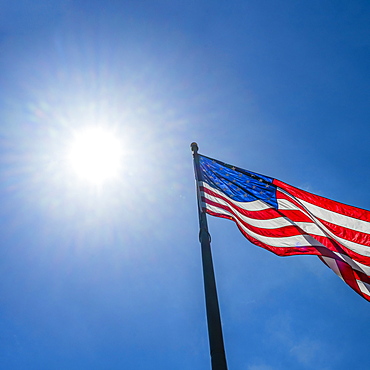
[199,155,278,209]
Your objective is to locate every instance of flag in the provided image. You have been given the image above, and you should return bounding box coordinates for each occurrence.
[198,154,370,301]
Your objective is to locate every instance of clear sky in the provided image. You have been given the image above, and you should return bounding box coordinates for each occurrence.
[0,1,370,369]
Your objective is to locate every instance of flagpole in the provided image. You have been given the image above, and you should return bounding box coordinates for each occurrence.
[191,142,228,370]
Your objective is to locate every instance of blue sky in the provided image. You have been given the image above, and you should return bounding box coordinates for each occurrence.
[0,1,370,369]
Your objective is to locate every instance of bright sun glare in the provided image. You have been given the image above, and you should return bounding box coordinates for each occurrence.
[67,127,123,185]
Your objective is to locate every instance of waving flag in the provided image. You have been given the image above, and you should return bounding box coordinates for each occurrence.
[198,154,370,301]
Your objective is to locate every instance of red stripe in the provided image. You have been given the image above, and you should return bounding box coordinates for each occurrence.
[315,246,370,282]
[202,196,313,240]
[207,195,370,277]
[202,180,370,302]
[205,208,323,257]
[336,259,365,297]
[318,256,370,301]
[209,203,370,301]
[276,209,312,223]
[318,218,370,246]
[276,189,370,266]
[277,190,370,248]
[205,184,370,267]
[203,188,368,260]
[310,235,370,267]
[201,185,282,220]
[274,179,370,222]
[352,268,370,284]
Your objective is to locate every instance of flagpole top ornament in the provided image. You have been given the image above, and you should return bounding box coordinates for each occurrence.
[191,142,199,154]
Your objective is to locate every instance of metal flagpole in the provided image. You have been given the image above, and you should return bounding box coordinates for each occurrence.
[191,142,228,370]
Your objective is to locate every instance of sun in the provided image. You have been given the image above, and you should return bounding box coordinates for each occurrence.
[67,127,123,185]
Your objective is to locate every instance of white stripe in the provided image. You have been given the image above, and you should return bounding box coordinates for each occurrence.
[204,192,293,229]
[204,202,324,248]
[301,199,370,234]
[334,252,370,276]
[278,195,370,258]
[278,187,370,235]
[202,180,370,260]
[277,198,301,210]
[357,280,370,296]
[205,190,328,236]
[203,184,329,238]
[203,185,335,238]
[294,222,327,237]
[201,182,271,211]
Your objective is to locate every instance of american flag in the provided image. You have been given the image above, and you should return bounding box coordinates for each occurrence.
[198,154,370,302]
